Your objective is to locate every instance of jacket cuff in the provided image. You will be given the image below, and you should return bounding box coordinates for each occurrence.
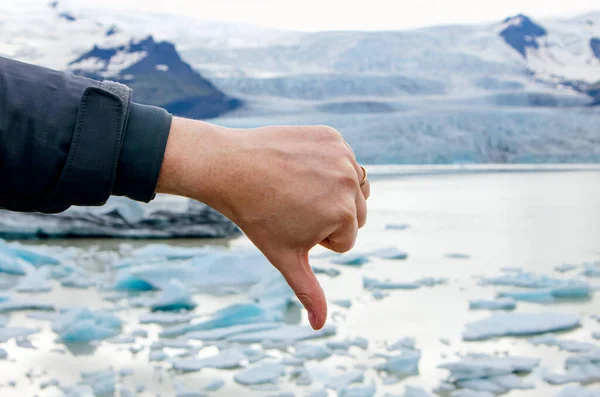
[112,103,172,202]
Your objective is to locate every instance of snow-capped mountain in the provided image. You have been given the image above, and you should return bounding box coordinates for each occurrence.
[0,0,241,119]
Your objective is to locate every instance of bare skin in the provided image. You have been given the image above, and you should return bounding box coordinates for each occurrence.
[157,117,371,330]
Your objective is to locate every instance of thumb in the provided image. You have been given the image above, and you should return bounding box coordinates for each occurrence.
[268,248,327,330]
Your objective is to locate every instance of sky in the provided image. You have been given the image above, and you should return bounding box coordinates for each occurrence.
[65,0,600,31]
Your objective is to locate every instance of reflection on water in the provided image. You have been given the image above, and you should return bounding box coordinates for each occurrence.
[0,170,599,396]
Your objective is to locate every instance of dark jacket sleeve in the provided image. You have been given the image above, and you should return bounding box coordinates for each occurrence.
[0,56,172,213]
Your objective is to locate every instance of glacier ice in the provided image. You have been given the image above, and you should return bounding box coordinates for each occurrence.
[326,370,365,390]
[497,289,556,303]
[385,224,410,230]
[185,323,282,341]
[530,335,599,352]
[375,350,421,375]
[387,337,416,351]
[139,312,193,325]
[16,270,52,293]
[173,349,246,371]
[61,272,93,289]
[462,312,581,341]
[339,382,376,397]
[583,262,600,278]
[204,379,225,391]
[403,385,431,397]
[555,264,578,273]
[294,343,331,360]
[555,386,600,397]
[331,253,369,266]
[52,308,122,342]
[369,247,408,260]
[0,251,26,275]
[542,350,600,385]
[332,299,352,309]
[0,298,55,313]
[151,279,196,312]
[469,298,516,310]
[327,337,369,350]
[234,363,286,385]
[228,324,336,343]
[160,303,281,338]
[149,350,168,362]
[363,277,420,290]
[0,326,40,342]
[482,272,592,300]
[79,370,116,397]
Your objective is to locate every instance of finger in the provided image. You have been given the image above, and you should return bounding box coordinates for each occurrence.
[356,189,367,229]
[343,142,370,200]
[267,249,327,330]
[320,215,359,253]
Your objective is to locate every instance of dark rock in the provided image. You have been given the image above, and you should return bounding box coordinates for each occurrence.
[69,36,242,119]
[0,197,240,239]
[500,14,547,58]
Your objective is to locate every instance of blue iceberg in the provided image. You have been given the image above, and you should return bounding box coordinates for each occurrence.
[52,308,122,342]
[0,251,26,275]
[151,280,196,312]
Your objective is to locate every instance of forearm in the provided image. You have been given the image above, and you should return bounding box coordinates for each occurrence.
[0,56,171,212]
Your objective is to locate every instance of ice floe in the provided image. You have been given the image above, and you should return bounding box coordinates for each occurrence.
[228,324,337,343]
[0,327,39,342]
[339,382,376,397]
[375,350,421,375]
[403,385,431,397]
[542,350,600,385]
[331,253,370,266]
[462,312,581,341]
[530,335,599,353]
[0,298,54,313]
[469,298,516,311]
[151,279,197,312]
[185,323,282,341]
[555,386,600,397]
[204,378,225,391]
[173,349,246,372]
[369,247,408,260]
[234,363,286,385]
[52,308,122,342]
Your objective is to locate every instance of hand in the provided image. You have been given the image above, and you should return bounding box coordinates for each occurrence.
[157,118,370,329]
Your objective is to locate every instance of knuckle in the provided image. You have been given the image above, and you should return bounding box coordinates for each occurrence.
[318,125,343,142]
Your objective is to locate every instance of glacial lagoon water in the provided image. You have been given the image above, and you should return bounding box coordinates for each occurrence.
[0,168,599,396]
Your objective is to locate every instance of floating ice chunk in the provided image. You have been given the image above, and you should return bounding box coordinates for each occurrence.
[450,391,494,397]
[229,324,336,343]
[403,386,431,397]
[16,270,52,293]
[151,280,196,312]
[107,335,136,344]
[16,337,35,349]
[52,308,122,342]
[61,273,93,289]
[119,368,134,377]
[186,323,282,341]
[388,337,416,351]
[363,277,419,290]
[583,262,600,278]
[530,335,599,352]
[120,388,135,397]
[497,289,555,303]
[555,386,600,397]
[446,253,470,259]
[462,313,581,341]
[439,355,539,383]
[369,247,408,260]
[129,345,143,354]
[469,298,516,311]
[331,253,369,266]
[327,337,369,350]
[116,249,276,292]
[80,370,116,397]
[61,385,95,397]
[291,367,312,385]
[294,344,331,360]
[39,378,59,389]
[173,349,246,372]
[204,379,225,392]
[0,315,7,327]
[0,348,7,359]
[153,338,190,349]
[0,242,59,267]
[139,312,193,325]
[415,277,447,287]
[0,251,26,275]
[248,273,295,312]
[175,388,205,397]
[313,266,341,278]
[326,370,364,390]
[0,327,40,342]
[371,290,390,300]
[234,363,286,385]
[339,382,376,397]
[555,264,578,273]
[132,244,212,260]
[332,299,352,309]
[0,298,54,313]
[131,329,148,338]
[593,332,600,340]
[385,224,410,230]
[482,273,592,298]
[149,350,168,362]
[160,303,281,338]
[542,351,600,385]
[376,350,421,375]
